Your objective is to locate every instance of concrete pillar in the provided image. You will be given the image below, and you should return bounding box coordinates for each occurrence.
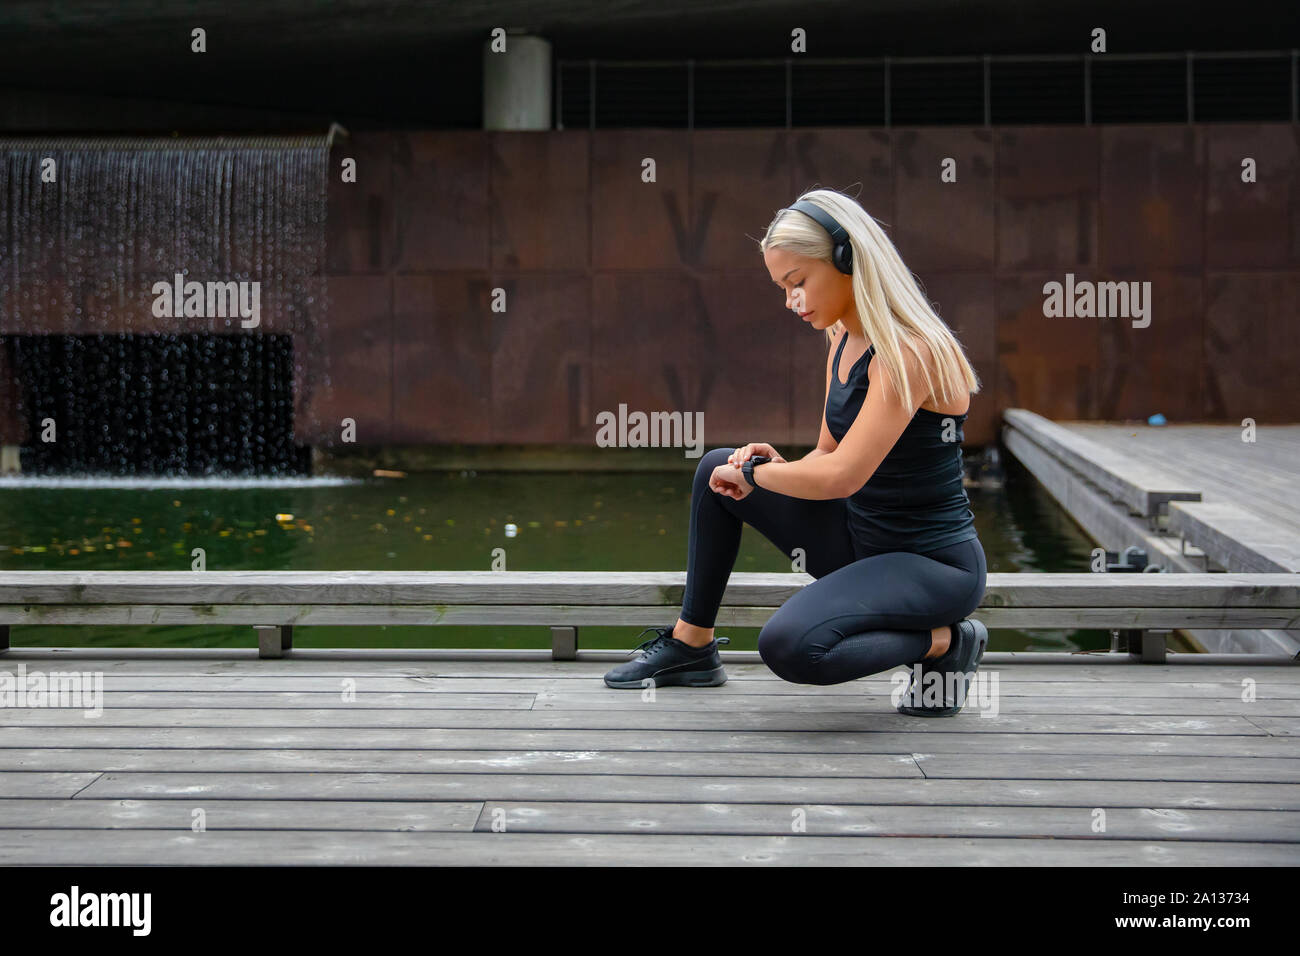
[483,33,552,130]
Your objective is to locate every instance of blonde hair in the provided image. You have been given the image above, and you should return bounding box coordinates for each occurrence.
[759,188,981,409]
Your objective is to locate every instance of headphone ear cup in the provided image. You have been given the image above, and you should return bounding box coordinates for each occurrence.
[836,241,853,274]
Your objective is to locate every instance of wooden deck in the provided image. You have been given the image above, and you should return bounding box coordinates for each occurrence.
[2,652,1298,865]
[1056,420,1300,572]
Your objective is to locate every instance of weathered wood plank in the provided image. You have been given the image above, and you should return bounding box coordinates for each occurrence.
[2,657,1292,679]
[0,707,1267,737]
[77,772,1300,810]
[7,673,1299,698]
[0,772,101,798]
[3,727,1296,757]
[1004,409,1202,516]
[0,799,481,831]
[0,748,928,776]
[533,692,1300,716]
[911,753,1300,782]
[469,802,1300,841]
[5,748,1300,781]
[0,830,1295,865]
[1,569,1296,607]
[1170,500,1300,573]
[3,798,1296,842]
[4,603,1297,628]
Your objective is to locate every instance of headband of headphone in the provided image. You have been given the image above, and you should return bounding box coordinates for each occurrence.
[785,199,853,275]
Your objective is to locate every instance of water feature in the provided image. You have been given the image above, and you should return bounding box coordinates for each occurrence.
[0,135,329,475]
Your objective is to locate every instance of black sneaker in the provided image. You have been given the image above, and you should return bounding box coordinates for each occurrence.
[896,618,989,717]
[603,625,731,689]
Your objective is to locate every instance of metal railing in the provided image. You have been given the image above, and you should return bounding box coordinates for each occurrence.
[557,49,1300,128]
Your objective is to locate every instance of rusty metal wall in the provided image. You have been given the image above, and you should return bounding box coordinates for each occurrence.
[312,122,1300,449]
[7,124,1293,451]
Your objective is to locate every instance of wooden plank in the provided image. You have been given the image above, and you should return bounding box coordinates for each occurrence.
[532,692,1300,715]
[9,688,1294,713]
[1004,408,1201,515]
[3,603,1296,629]
[0,658,1291,680]
[0,570,814,606]
[77,771,1300,810]
[911,753,1300,782]
[3,727,1296,757]
[2,798,1295,842]
[22,675,1300,697]
[0,830,1295,865]
[0,799,481,831]
[468,802,1300,841]
[1243,716,1300,736]
[0,708,1268,737]
[1170,500,1300,572]
[0,748,929,776]
[1,570,1296,607]
[0,772,101,798]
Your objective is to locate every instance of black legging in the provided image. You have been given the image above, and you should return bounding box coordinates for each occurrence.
[681,446,987,686]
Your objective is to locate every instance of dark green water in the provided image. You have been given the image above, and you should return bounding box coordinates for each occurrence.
[1,451,1114,652]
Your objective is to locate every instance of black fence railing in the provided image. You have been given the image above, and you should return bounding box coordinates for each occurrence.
[557,50,1299,128]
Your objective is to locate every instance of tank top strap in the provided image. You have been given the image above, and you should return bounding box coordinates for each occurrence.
[831,330,850,380]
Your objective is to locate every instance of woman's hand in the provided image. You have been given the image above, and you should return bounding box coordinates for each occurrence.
[727,442,786,467]
[709,462,753,500]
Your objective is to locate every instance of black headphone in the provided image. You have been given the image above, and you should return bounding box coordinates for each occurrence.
[784,199,853,275]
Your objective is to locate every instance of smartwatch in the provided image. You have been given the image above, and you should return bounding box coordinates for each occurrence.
[741,455,771,489]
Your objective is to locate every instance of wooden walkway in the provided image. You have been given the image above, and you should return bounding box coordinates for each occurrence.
[1067,421,1300,571]
[1,652,1298,865]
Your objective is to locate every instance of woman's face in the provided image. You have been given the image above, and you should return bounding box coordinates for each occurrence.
[763,246,854,333]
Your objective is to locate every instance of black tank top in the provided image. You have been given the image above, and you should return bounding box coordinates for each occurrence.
[825,331,978,553]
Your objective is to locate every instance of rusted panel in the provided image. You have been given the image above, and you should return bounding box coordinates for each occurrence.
[893,129,995,272]
[391,275,491,444]
[690,130,790,270]
[910,273,997,447]
[391,132,489,273]
[1204,272,1300,421]
[296,275,392,445]
[488,275,591,443]
[996,127,1100,272]
[591,131,690,270]
[995,274,1100,421]
[791,325,832,449]
[326,133,393,274]
[786,129,894,227]
[1100,126,1205,270]
[591,272,791,452]
[698,271,795,447]
[1206,124,1300,269]
[490,132,590,271]
[1095,273,1202,422]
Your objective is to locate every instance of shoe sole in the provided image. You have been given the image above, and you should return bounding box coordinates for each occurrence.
[604,665,727,689]
[897,620,989,717]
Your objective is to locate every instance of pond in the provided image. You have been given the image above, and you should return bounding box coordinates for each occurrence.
[0,450,1153,653]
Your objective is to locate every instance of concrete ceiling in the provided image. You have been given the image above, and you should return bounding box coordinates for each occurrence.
[1,0,1296,126]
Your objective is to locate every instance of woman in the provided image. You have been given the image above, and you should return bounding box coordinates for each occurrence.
[603,188,989,716]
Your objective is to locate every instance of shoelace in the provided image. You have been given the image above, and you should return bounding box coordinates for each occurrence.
[627,626,730,657]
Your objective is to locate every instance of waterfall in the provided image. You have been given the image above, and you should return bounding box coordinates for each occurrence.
[0,134,330,476]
